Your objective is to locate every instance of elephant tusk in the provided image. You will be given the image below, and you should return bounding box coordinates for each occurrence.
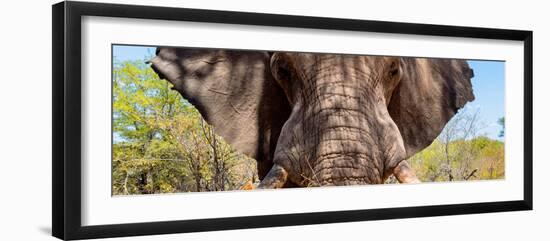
[393,160,421,184]
[257,164,288,189]
[241,180,256,190]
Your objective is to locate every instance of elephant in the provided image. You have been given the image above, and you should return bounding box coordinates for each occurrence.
[149,47,475,188]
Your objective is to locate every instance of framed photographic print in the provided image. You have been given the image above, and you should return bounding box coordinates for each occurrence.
[52,1,533,240]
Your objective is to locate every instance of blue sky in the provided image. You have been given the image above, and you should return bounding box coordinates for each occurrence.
[113,45,505,140]
[113,45,156,62]
[467,60,505,140]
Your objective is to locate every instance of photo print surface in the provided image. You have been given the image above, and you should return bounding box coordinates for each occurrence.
[111,44,505,195]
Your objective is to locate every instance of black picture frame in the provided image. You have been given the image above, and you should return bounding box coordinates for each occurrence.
[52,1,533,240]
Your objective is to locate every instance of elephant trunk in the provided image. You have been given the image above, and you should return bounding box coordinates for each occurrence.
[307,100,405,186]
[271,77,406,187]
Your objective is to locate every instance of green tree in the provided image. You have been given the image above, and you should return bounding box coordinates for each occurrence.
[498,117,505,138]
[112,60,257,195]
[408,108,505,182]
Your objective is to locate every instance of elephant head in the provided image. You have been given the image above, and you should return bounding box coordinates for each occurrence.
[149,47,474,188]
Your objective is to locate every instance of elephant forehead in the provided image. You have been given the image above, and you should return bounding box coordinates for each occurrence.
[306,55,386,77]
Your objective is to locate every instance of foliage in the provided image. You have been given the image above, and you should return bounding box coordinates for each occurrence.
[407,110,505,182]
[112,61,257,195]
[498,117,505,138]
[408,137,504,182]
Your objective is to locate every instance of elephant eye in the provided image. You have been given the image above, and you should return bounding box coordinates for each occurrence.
[276,64,292,81]
[389,68,399,77]
[387,61,401,79]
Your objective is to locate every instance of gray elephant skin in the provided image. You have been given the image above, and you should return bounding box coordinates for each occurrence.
[149,47,475,188]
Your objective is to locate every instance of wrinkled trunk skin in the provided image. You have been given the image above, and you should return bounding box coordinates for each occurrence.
[272,54,406,186]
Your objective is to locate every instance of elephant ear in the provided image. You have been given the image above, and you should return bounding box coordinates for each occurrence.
[150,48,291,179]
[388,58,475,158]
